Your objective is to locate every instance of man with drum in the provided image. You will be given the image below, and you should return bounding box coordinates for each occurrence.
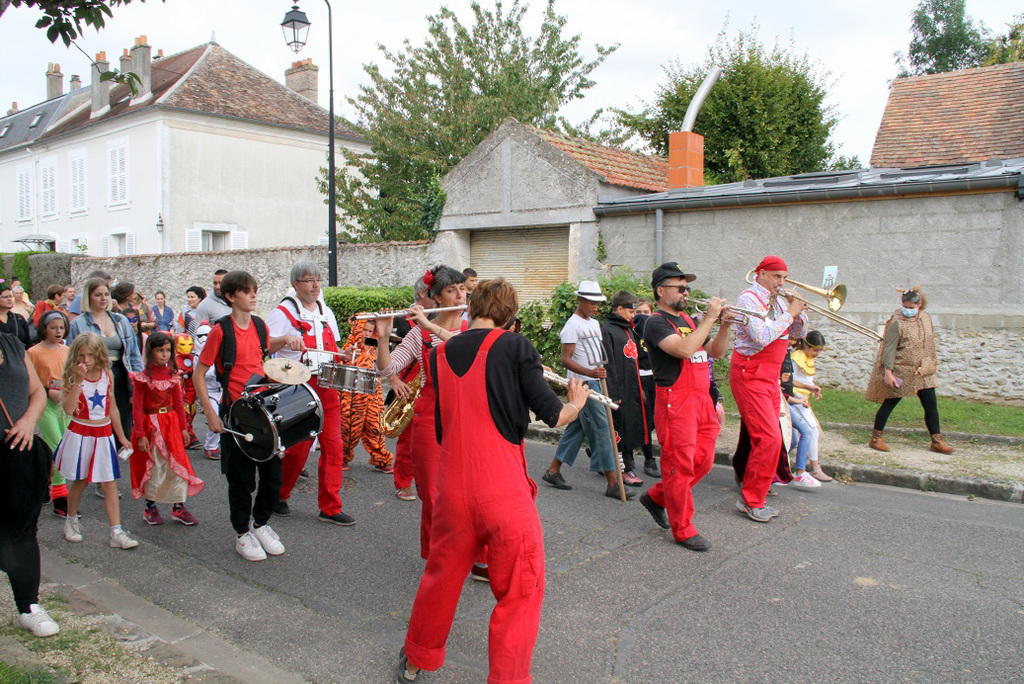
[266,259,353,527]
[730,256,807,523]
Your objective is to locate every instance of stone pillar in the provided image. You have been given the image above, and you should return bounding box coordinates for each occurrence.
[46,63,64,100]
[90,52,110,119]
[130,35,153,102]
[285,58,318,102]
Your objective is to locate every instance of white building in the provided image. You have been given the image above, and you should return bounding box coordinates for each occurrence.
[0,37,367,255]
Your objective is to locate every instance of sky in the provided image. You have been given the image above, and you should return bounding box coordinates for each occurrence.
[0,0,1016,164]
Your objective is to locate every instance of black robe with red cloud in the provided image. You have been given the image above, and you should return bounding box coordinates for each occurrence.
[600,312,651,453]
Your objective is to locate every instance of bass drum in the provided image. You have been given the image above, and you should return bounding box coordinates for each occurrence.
[228,383,324,462]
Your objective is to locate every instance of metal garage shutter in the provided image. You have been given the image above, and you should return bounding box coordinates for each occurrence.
[470,227,569,302]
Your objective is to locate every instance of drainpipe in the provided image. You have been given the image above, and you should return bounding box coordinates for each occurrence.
[654,208,664,265]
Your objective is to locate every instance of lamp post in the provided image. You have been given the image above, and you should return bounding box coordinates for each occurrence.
[282,1,337,286]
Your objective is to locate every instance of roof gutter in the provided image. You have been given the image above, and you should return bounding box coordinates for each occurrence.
[594,174,1022,216]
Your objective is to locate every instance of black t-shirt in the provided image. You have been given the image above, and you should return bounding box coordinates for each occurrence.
[0,332,29,431]
[642,310,702,387]
[430,328,563,446]
[0,312,31,348]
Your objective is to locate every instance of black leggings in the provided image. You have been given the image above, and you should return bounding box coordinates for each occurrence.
[0,438,51,613]
[873,387,941,434]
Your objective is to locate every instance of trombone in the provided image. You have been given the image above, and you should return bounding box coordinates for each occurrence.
[744,270,882,341]
[689,298,767,325]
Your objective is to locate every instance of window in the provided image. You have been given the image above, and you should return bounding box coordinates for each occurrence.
[103,231,135,256]
[17,166,32,221]
[202,230,230,251]
[187,222,245,252]
[0,125,10,138]
[69,154,87,212]
[29,112,43,128]
[41,160,57,217]
[107,142,128,206]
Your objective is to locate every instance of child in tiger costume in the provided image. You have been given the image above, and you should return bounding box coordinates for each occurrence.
[341,317,394,471]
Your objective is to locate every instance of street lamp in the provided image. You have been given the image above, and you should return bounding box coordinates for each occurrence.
[281,1,338,286]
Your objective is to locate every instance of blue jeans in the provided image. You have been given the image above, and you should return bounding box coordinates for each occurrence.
[789,402,819,471]
[554,380,615,473]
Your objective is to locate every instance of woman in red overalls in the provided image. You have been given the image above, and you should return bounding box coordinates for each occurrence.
[396,278,589,684]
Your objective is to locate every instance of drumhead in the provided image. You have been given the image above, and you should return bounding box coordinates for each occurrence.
[228,395,279,462]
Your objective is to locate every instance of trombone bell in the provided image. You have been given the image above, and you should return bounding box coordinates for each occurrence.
[744,269,846,312]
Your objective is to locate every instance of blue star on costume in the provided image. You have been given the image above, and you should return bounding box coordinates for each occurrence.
[88,389,106,409]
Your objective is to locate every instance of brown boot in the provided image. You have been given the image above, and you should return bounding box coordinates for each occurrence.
[868,429,890,452]
[930,434,954,454]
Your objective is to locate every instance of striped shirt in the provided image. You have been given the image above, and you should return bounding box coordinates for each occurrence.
[733,280,808,357]
[378,326,445,376]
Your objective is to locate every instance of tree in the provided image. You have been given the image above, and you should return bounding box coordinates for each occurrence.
[614,26,849,185]
[983,14,1024,65]
[895,0,989,76]
[324,0,616,242]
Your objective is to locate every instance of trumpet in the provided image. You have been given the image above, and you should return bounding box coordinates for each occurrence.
[353,305,467,321]
[543,369,619,410]
[689,298,767,325]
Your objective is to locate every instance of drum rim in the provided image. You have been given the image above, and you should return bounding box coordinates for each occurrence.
[228,395,280,462]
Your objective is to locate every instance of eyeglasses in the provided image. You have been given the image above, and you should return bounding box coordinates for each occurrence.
[296,278,323,285]
[664,285,690,293]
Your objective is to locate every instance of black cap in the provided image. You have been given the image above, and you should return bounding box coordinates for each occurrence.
[651,262,696,290]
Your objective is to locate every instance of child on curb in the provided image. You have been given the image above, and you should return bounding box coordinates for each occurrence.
[129,332,204,526]
[26,311,71,516]
[193,271,302,562]
[54,332,138,549]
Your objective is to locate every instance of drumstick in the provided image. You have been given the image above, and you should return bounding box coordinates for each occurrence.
[223,428,254,442]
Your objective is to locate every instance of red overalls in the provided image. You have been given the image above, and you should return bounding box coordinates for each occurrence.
[391,356,419,492]
[729,290,790,509]
[410,322,467,559]
[276,305,346,516]
[646,312,719,541]
[404,329,544,684]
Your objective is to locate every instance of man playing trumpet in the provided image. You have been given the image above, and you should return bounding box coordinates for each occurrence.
[638,263,734,551]
[730,256,808,523]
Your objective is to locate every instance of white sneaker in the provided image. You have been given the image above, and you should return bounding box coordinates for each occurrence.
[110,529,139,549]
[64,517,83,543]
[252,524,285,555]
[236,531,267,561]
[790,471,823,492]
[17,604,59,637]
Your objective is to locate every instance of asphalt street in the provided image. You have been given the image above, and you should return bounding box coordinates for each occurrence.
[37,425,1024,683]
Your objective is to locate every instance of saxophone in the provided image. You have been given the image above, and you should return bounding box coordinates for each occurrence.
[380,372,422,437]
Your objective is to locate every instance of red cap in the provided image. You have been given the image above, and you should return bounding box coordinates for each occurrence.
[755,255,788,273]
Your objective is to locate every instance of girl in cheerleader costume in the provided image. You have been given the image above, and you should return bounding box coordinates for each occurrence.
[53,333,138,549]
[26,311,71,515]
[129,332,204,525]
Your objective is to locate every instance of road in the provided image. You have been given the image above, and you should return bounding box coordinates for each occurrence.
[38,430,1024,682]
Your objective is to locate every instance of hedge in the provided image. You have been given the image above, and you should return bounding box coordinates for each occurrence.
[323,285,414,340]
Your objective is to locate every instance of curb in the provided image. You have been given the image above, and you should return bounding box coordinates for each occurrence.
[526,425,1024,505]
[820,421,1024,446]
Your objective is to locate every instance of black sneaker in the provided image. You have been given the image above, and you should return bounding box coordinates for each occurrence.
[639,492,670,529]
[542,470,572,490]
[396,648,418,683]
[299,469,310,479]
[273,500,291,517]
[470,564,490,582]
[643,458,662,478]
[605,484,635,500]
[319,511,356,526]
[678,533,711,552]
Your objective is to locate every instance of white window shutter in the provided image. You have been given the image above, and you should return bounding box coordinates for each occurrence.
[17,169,32,220]
[318,236,330,246]
[70,156,87,211]
[118,147,127,202]
[56,240,71,253]
[41,163,57,215]
[186,228,202,252]
[230,230,249,250]
[100,235,111,257]
[125,232,136,255]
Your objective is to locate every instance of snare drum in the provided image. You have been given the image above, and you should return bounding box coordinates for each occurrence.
[317,363,379,395]
[228,383,324,462]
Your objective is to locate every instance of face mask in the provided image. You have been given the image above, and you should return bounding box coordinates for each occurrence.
[901,307,918,318]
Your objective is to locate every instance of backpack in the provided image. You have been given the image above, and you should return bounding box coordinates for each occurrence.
[214,314,269,407]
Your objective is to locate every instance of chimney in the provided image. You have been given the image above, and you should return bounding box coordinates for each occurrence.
[668,131,704,188]
[90,52,111,119]
[285,58,318,102]
[7,102,17,116]
[155,49,164,60]
[120,48,132,76]
[130,35,153,102]
[46,63,64,100]
[70,74,82,91]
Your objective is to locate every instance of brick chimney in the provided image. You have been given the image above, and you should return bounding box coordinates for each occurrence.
[130,35,153,102]
[7,102,17,116]
[70,74,82,91]
[46,63,64,100]
[90,52,111,119]
[120,48,132,76]
[285,58,318,102]
[668,131,704,188]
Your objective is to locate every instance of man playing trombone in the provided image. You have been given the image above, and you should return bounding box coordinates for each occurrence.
[638,263,734,552]
[730,256,808,523]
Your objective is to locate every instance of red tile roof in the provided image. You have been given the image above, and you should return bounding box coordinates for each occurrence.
[870,61,1024,167]
[42,43,364,143]
[529,125,668,192]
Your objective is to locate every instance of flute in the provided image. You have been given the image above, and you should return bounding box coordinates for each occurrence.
[543,369,619,410]
[353,305,467,320]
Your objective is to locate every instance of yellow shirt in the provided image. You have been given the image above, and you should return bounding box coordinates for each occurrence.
[791,349,816,398]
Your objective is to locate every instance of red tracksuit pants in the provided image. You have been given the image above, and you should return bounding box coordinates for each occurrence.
[279,377,346,515]
[404,329,544,684]
[729,340,788,509]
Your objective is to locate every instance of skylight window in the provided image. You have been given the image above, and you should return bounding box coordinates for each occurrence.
[29,112,43,128]
[0,125,9,138]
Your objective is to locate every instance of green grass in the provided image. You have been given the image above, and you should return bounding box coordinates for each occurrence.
[0,661,62,683]
[715,384,1024,438]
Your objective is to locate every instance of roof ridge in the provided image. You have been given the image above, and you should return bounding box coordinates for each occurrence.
[156,43,213,105]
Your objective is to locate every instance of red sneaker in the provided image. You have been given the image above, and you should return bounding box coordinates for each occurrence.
[375,463,395,474]
[171,506,199,526]
[204,449,221,461]
[143,506,164,525]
